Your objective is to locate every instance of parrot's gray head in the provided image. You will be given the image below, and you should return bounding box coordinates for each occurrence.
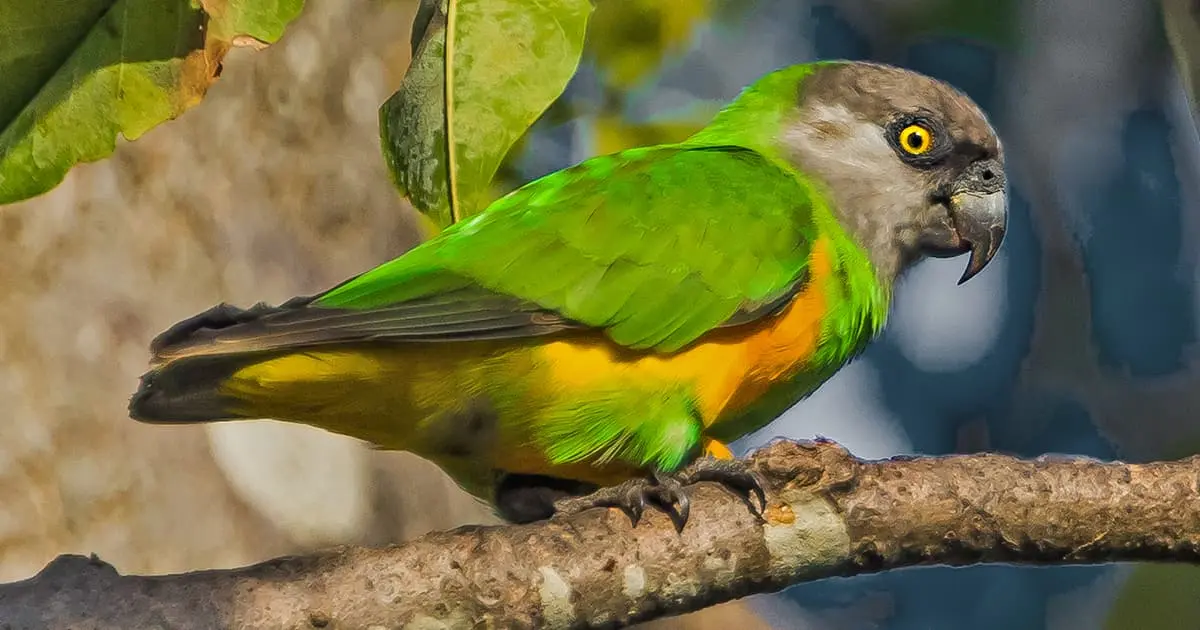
[781,61,1007,285]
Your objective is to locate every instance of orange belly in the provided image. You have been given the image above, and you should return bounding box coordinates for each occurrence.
[537,238,833,425]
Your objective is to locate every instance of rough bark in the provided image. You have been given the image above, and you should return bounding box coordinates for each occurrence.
[2,438,1197,630]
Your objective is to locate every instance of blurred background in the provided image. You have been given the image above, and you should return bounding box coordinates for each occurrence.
[1,0,1198,628]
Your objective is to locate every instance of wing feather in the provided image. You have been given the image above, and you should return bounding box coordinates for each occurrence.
[155,144,819,360]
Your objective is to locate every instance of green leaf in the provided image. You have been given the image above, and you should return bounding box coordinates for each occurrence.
[202,0,305,45]
[408,0,440,56]
[379,0,594,230]
[380,0,452,229]
[0,0,303,205]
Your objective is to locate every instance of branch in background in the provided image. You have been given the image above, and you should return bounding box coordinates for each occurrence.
[1,439,1198,630]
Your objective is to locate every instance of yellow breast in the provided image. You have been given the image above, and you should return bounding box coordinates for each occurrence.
[539,238,833,425]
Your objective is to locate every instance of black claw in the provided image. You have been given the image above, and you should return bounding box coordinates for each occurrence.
[679,458,768,518]
[553,473,693,528]
[649,471,690,532]
[674,491,690,531]
[553,457,768,531]
[553,477,656,525]
[622,482,647,525]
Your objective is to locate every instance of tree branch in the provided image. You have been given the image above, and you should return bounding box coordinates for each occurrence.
[3,438,1199,629]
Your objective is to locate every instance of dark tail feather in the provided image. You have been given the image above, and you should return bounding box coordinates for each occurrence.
[129,355,261,424]
[132,298,318,423]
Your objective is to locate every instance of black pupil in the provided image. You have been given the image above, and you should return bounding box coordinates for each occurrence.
[906,130,924,149]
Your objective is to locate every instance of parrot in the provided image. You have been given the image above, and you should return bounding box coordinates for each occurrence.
[128,60,1007,527]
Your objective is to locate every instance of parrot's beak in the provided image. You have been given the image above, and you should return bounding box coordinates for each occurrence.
[948,158,1007,285]
[950,190,1007,284]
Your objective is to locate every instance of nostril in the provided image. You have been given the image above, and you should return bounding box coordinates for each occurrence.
[981,168,995,181]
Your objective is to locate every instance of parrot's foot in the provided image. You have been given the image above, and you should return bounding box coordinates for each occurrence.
[554,471,692,530]
[677,456,767,518]
[554,457,767,531]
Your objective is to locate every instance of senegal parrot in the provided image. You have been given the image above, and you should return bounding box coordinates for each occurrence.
[129,60,1007,526]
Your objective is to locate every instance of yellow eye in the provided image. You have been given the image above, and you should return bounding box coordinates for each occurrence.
[898,124,933,155]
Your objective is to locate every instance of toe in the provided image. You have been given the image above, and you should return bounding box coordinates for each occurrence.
[680,458,768,516]
[674,490,691,527]
[621,482,648,524]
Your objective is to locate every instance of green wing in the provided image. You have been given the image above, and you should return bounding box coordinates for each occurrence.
[151,145,819,362]
[316,145,819,352]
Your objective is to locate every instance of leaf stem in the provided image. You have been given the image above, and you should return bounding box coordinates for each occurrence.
[443,0,460,224]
